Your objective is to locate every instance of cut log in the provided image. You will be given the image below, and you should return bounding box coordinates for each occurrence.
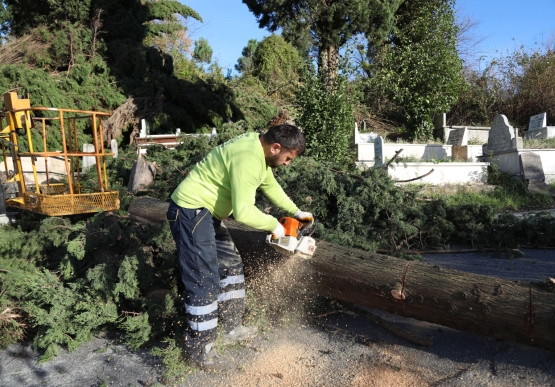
[128,196,555,351]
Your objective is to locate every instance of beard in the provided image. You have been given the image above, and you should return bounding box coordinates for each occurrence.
[266,154,282,168]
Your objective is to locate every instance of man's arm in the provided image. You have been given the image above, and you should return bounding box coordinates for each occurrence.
[259,168,299,216]
[229,152,280,231]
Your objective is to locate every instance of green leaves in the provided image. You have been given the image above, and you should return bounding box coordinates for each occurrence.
[364,0,465,139]
[296,58,357,167]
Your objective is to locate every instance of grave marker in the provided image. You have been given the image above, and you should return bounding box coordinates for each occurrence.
[374,136,384,166]
[82,143,96,171]
[524,112,555,140]
[434,113,446,130]
[520,152,555,196]
[111,139,118,158]
[528,113,546,131]
[447,127,468,146]
[487,114,519,152]
[519,152,545,183]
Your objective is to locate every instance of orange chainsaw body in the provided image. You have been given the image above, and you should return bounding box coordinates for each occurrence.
[279,217,302,238]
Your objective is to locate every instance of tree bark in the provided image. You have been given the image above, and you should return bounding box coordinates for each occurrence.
[128,196,555,352]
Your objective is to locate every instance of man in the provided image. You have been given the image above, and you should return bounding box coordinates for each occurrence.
[166,124,313,370]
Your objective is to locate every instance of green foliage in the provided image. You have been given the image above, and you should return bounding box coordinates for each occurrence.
[0,0,250,136]
[448,62,506,126]
[151,338,195,383]
[193,38,213,64]
[365,0,465,139]
[119,313,151,351]
[270,156,555,253]
[296,58,358,167]
[251,34,302,101]
[450,48,555,128]
[0,0,92,36]
[243,0,403,74]
[235,38,259,75]
[228,77,281,130]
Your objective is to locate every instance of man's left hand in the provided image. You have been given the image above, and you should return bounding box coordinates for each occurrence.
[294,210,313,221]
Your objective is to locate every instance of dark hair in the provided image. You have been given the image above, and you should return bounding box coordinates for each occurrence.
[261,124,306,155]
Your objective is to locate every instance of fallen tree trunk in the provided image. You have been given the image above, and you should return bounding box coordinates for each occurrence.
[129,196,555,351]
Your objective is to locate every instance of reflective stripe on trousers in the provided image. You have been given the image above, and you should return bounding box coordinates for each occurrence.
[167,200,246,353]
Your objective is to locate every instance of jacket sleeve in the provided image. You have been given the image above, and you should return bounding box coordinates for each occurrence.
[229,152,279,231]
[259,167,299,216]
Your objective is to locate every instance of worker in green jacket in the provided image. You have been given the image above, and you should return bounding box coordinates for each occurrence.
[167,124,313,371]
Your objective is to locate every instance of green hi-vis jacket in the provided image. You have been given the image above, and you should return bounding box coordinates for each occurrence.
[171,132,299,231]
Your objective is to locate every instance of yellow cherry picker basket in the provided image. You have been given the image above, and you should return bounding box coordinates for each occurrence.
[0,92,119,216]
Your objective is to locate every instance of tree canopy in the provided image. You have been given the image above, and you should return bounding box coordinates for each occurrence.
[363,0,465,137]
[242,0,404,74]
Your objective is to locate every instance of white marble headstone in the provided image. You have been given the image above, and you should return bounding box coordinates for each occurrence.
[140,119,150,138]
[528,113,547,131]
[82,143,96,171]
[110,139,118,158]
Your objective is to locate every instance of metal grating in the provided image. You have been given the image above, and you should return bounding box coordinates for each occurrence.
[9,191,120,216]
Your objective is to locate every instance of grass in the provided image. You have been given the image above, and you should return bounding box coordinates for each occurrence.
[467,137,483,145]
[392,155,470,164]
[523,137,555,149]
[423,167,554,211]
[427,184,554,211]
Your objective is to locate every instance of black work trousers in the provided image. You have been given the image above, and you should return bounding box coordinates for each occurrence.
[167,200,246,355]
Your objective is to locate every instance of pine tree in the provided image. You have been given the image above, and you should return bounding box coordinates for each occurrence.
[242,0,404,75]
[364,0,465,138]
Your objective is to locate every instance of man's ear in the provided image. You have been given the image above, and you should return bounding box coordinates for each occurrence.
[270,143,281,154]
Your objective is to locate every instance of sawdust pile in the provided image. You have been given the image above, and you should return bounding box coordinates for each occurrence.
[206,332,432,387]
[245,252,317,327]
[231,254,431,387]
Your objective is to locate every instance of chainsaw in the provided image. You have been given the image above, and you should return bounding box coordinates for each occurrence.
[266,217,318,258]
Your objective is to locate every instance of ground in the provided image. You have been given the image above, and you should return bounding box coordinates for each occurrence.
[1,249,555,387]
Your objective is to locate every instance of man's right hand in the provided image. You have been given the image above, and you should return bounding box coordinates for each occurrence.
[271,221,285,240]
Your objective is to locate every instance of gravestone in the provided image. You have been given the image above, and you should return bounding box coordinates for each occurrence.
[110,139,118,158]
[447,127,468,146]
[82,143,96,172]
[519,152,555,196]
[353,122,377,144]
[524,112,555,140]
[140,119,150,138]
[486,114,521,153]
[520,153,545,183]
[528,113,546,131]
[374,136,384,166]
[433,113,447,141]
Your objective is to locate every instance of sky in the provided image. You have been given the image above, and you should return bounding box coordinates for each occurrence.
[181,0,555,74]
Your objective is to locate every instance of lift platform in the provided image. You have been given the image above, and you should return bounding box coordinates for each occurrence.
[0,92,119,216]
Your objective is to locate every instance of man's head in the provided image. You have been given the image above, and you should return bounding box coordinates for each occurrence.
[260,124,306,168]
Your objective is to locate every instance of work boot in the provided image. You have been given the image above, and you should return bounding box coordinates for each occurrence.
[223,325,257,345]
[188,343,229,372]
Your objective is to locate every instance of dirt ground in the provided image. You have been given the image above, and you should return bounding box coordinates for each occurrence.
[1,248,555,387]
